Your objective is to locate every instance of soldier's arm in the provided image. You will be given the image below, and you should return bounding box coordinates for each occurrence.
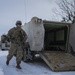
[7,29,12,42]
[7,30,11,37]
[7,27,15,41]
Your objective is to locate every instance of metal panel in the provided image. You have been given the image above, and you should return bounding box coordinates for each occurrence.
[69,23,75,51]
[40,51,75,71]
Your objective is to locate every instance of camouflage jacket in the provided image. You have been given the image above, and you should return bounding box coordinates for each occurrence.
[7,27,27,46]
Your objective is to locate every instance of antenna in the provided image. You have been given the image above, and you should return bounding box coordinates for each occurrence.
[74,0,75,16]
[24,0,27,23]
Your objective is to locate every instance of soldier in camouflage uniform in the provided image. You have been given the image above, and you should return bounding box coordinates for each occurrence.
[6,20,27,69]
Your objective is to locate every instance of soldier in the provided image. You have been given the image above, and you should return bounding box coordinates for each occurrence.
[6,20,27,69]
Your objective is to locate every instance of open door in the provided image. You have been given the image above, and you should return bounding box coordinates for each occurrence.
[39,22,75,71]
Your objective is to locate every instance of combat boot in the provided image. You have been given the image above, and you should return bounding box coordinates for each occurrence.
[16,64,22,69]
[6,60,9,65]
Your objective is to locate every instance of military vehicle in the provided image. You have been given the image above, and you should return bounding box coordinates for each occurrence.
[22,17,75,71]
[1,34,10,50]
[1,17,75,71]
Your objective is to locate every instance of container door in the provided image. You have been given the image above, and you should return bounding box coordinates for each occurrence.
[69,23,75,52]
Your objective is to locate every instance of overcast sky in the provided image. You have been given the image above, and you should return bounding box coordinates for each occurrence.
[0,0,60,36]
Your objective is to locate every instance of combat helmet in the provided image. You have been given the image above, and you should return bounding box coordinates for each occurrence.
[16,20,22,25]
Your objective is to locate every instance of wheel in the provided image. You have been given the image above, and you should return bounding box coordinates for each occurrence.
[22,49,28,62]
[31,51,35,60]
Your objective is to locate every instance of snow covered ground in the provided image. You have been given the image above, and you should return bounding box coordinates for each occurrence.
[0,50,75,75]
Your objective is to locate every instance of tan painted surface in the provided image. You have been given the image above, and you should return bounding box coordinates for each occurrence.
[40,51,75,71]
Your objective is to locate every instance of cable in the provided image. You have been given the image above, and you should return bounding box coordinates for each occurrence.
[24,0,27,23]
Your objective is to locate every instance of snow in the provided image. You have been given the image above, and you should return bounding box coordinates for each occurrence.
[0,50,75,75]
[0,66,4,75]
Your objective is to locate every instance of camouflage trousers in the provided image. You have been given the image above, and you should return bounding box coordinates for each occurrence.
[7,43,23,65]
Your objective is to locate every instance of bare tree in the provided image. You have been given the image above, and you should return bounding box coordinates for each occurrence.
[56,0,75,23]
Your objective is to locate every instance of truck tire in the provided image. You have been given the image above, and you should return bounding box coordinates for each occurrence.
[31,51,35,59]
[22,49,35,62]
[22,49,28,62]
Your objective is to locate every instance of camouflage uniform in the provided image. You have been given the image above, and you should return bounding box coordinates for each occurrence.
[7,27,27,65]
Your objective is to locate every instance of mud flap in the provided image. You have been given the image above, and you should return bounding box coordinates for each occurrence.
[39,51,75,71]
